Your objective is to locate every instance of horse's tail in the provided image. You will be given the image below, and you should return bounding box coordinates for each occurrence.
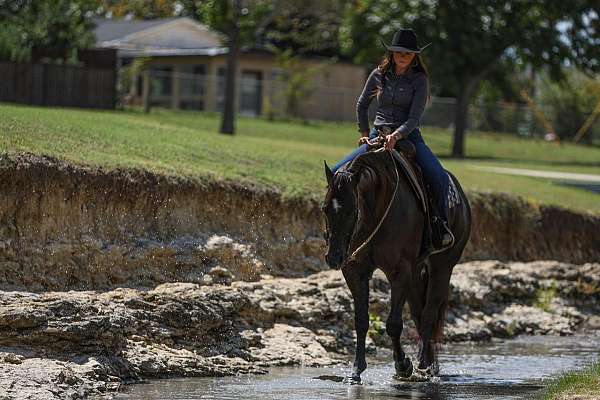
[419,261,450,371]
[419,262,448,341]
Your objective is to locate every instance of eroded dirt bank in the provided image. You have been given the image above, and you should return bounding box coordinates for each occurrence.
[0,260,598,399]
[1,153,599,292]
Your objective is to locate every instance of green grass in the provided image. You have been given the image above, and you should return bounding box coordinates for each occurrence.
[542,361,600,399]
[533,282,558,313]
[1,103,600,213]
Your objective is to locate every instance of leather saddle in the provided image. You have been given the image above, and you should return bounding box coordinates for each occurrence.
[366,129,428,213]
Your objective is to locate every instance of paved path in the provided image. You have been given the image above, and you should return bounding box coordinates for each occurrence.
[471,166,600,183]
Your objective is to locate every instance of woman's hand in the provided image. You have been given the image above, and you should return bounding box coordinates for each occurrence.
[357,130,370,146]
[358,136,370,146]
[384,133,399,150]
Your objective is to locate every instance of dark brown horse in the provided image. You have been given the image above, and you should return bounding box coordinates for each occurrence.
[322,148,471,383]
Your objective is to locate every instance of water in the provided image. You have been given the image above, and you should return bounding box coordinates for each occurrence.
[115,334,600,400]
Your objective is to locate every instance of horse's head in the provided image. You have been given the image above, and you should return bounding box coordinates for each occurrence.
[322,161,359,269]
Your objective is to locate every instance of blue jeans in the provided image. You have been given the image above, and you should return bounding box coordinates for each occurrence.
[332,127,449,219]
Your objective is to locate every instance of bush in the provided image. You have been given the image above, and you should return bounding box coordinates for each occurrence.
[539,69,600,143]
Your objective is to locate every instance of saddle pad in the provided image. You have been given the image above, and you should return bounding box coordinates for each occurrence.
[447,172,461,209]
[390,150,428,213]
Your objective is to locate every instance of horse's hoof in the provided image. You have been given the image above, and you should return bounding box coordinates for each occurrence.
[342,375,362,385]
[394,357,413,378]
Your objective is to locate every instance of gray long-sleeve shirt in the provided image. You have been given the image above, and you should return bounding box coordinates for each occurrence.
[356,67,428,137]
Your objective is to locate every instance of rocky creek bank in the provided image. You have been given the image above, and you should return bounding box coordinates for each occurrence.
[1,153,600,398]
[0,260,598,399]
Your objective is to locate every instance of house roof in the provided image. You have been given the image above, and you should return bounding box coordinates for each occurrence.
[92,16,358,66]
[93,17,228,57]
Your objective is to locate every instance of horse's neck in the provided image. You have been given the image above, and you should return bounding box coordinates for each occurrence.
[356,166,396,229]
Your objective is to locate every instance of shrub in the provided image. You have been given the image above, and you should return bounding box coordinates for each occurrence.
[539,69,600,143]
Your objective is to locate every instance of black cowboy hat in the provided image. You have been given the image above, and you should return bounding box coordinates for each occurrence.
[380,28,431,53]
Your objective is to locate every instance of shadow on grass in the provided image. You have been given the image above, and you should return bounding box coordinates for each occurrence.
[438,155,600,169]
[558,182,600,195]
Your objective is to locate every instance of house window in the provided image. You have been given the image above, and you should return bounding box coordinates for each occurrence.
[240,70,262,116]
[180,65,206,96]
[150,65,172,96]
[216,66,227,112]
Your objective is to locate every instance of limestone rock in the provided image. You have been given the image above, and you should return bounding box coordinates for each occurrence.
[0,260,598,398]
[198,235,267,282]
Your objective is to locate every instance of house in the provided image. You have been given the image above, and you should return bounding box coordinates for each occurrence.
[93,17,366,121]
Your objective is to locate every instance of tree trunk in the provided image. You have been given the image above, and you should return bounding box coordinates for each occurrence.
[220,0,241,135]
[451,90,469,157]
[451,77,482,158]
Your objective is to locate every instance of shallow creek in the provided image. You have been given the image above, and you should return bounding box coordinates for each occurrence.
[114,334,599,400]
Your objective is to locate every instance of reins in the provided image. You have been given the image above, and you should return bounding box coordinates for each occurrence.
[347,148,399,263]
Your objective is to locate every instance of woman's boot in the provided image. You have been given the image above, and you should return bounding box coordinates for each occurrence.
[430,216,454,254]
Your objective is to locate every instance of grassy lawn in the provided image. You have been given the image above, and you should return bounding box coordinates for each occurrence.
[543,361,600,399]
[1,103,599,213]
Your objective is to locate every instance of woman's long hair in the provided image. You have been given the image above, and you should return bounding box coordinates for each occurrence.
[375,51,431,101]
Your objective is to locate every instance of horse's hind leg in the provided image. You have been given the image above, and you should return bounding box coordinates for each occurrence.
[387,277,413,378]
[342,268,370,384]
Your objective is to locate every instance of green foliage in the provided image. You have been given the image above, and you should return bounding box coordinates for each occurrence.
[117,57,151,106]
[0,0,96,62]
[542,361,600,399]
[194,0,273,46]
[533,281,558,312]
[505,320,518,337]
[0,22,29,62]
[260,0,343,56]
[270,48,331,119]
[341,0,598,94]
[339,0,599,156]
[539,69,600,142]
[97,0,175,18]
[368,313,384,339]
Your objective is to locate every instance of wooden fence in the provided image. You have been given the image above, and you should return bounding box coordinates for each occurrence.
[0,62,116,109]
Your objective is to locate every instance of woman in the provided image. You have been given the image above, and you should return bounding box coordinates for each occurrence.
[332,28,453,251]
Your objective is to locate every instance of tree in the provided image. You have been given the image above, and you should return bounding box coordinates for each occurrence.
[189,0,273,135]
[186,0,343,133]
[0,0,97,62]
[259,0,344,57]
[340,0,599,157]
[97,0,175,19]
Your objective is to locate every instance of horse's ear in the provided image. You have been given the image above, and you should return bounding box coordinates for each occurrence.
[324,161,334,187]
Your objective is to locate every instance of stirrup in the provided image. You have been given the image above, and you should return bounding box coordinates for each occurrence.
[429,219,455,255]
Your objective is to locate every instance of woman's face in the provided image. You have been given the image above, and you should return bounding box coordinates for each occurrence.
[392,51,416,69]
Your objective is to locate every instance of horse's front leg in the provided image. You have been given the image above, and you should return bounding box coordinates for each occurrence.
[342,267,370,384]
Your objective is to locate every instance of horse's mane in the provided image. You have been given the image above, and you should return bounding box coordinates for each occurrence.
[348,150,397,186]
